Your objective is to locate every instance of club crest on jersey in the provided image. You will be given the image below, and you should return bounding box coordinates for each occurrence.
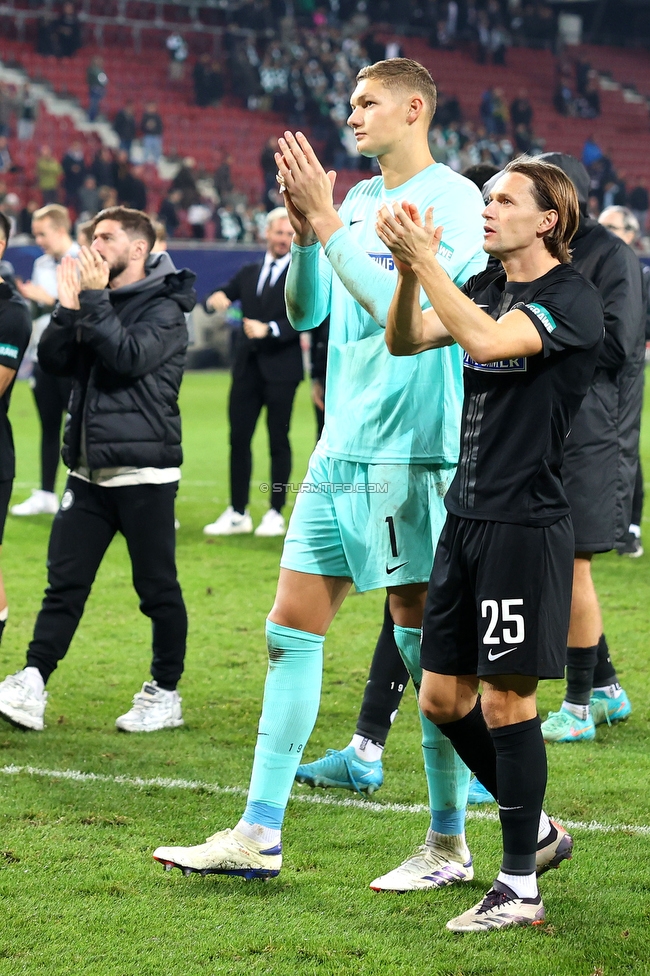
[367,252,395,272]
[464,352,527,372]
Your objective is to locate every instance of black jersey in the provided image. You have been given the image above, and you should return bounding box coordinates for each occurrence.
[0,281,31,481]
[445,263,604,527]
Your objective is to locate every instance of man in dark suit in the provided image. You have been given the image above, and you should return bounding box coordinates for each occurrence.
[203,207,302,538]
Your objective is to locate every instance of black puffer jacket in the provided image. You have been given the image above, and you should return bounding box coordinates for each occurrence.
[38,252,196,470]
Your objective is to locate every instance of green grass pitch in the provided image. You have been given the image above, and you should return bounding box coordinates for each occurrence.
[0,370,649,976]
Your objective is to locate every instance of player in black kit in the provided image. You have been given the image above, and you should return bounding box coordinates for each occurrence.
[0,212,32,644]
[376,157,604,932]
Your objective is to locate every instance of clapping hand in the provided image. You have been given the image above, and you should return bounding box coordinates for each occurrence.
[376,202,443,274]
[56,256,81,311]
[78,246,110,292]
[16,279,56,307]
[275,131,336,235]
[277,174,316,244]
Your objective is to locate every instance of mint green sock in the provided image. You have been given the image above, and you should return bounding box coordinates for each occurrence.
[245,620,324,827]
[393,624,470,835]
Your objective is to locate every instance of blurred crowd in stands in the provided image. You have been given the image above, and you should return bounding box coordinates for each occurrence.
[0,70,549,246]
[581,134,649,234]
[0,131,275,245]
[554,54,601,119]
[31,1,560,61]
[1,0,648,244]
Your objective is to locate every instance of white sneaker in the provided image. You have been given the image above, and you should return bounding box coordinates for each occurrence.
[10,489,59,516]
[369,835,473,891]
[115,680,184,732]
[254,509,286,537]
[203,506,253,537]
[0,669,47,730]
[153,826,282,879]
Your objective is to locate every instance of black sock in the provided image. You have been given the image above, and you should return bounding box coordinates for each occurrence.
[0,618,5,644]
[355,597,410,746]
[491,716,547,876]
[592,633,618,687]
[565,645,598,705]
[437,697,499,800]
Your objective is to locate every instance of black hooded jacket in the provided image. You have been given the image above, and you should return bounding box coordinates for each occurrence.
[38,252,196,470]
[538,153,645,549]
[570,216,645,370]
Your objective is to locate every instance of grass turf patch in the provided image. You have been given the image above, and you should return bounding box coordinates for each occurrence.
[0,371,648,976]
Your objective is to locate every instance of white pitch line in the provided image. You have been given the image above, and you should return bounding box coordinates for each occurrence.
[2,764,649,836]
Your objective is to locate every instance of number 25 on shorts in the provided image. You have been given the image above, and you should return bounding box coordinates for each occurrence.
[481,599,526,645]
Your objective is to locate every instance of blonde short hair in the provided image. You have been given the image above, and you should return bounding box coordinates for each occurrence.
[32,204,71,232]
[266,206,289,229]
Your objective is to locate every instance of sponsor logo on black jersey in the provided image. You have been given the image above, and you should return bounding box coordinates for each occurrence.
[463,353,528,372]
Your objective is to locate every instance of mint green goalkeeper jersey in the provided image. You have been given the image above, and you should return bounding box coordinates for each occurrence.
[286,162,487,465]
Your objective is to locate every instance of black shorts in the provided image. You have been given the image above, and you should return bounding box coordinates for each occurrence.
[0,479,12,544]
[420,514,574,680]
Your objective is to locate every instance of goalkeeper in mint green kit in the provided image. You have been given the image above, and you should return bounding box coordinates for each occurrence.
[153,58,487,890]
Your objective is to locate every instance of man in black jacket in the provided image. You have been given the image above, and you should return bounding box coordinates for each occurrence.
[536,154,644,744]
[0,206,196,733]
[113,101,137,154]
[0,211,31,646]
[598,205,648,557]
[203,207,302,538]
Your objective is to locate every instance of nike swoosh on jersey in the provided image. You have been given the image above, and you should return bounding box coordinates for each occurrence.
[386,561,409,575]
[486,647,518,661]
[350,219,364,225]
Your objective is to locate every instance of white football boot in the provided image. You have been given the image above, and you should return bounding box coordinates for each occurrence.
[153,826,282,879]
[370,831,473,891]
[446,881,545,932]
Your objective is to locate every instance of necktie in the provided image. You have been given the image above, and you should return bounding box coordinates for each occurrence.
[260,261,277,301]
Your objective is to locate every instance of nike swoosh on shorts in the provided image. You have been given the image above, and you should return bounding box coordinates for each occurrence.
[486,647,517,661]
[386,561,409,575]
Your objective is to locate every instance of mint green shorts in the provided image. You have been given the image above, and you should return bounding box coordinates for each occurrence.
[280,446,453,592]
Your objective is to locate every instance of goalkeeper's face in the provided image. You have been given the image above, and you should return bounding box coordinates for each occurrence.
[347,80,415,159]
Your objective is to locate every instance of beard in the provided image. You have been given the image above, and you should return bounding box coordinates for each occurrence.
[108,257,129,280]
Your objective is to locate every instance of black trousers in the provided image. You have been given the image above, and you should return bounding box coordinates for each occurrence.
[229,362,299,514]
[32,364,73,493]
[632,458,644,527]
[26,477,187,689]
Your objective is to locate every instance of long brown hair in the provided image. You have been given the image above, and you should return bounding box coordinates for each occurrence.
[504,157,580,263]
